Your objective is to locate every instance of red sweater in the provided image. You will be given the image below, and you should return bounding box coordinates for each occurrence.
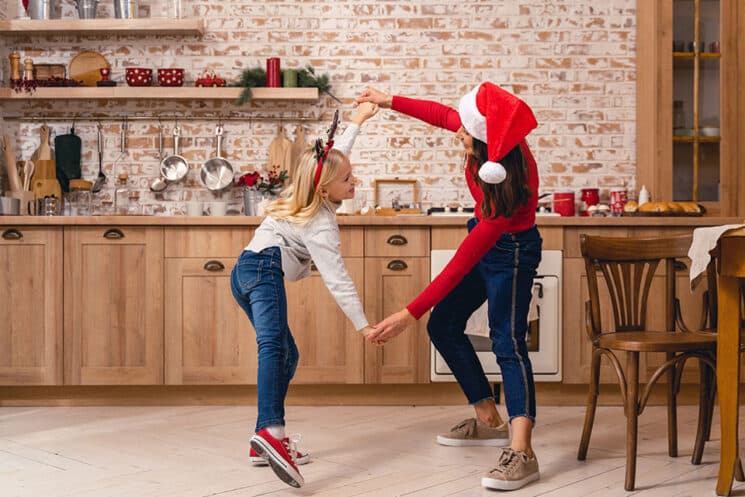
[392,96,539,319]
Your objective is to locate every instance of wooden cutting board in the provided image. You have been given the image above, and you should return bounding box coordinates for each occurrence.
[69,51,109,87]
[267,126,292,172]
[31,124,54,161]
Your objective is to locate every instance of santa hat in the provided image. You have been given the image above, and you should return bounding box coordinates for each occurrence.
[458,82,537,184]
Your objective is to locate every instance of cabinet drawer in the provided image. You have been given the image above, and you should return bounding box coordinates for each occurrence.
[165,227,254,258]
[364,227,429,257]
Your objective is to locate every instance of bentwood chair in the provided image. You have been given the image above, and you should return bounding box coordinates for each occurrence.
[576,234,717,491]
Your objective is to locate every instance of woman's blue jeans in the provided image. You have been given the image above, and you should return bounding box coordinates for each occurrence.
[230,247,298,432]
[427,221,542,423]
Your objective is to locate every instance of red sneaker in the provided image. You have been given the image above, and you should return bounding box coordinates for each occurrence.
[250,446,310,466]
[250,429,304,487]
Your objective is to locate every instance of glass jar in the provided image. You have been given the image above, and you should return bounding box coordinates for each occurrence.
[65,179,93,216]
[127,191,142,215]
[114,173,130,215]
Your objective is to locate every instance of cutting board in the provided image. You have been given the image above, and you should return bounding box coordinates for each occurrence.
[69,51,109,87]
[31,125,54,161]
[268,126,292,172]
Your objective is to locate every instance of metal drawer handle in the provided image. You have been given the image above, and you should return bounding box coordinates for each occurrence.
[387,260,408,271]
[103,228,125,240]
[204,260,225,272]
[386,234,408,246]
[2,228,22,240]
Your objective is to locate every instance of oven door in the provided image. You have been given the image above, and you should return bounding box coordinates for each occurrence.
[430,250,562,382]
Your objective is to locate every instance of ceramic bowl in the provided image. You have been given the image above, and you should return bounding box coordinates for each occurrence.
[125,67,153,86]
[157,68,185,87]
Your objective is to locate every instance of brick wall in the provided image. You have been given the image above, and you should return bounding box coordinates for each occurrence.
[0,0,637,214]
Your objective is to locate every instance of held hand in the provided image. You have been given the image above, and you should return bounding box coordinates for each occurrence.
[372,309,415,344]
[354,87,393,108]
[351,102,380,125]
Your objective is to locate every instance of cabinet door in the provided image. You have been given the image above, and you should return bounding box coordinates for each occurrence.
[284,258,365,383]
[364,257,430,383]
[165,258,258,384]
[0,227,62,385]
[64,227,163,385]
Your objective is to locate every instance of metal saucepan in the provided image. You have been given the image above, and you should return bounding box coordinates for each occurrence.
[200,125,234,191]
[160,125,189,182]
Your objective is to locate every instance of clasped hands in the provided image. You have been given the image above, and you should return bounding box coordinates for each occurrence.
[361,308,415,346]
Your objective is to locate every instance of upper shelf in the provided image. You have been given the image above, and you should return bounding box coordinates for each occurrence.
[0,18,206,35]
[0,87,319,101]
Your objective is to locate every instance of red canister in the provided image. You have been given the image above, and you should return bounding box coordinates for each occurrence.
[610,188,627,216]
[266,57,281,87]
[579,187,599,216]
[552,190,575,216]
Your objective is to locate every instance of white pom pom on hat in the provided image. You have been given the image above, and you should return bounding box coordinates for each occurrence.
[458,82,538,184]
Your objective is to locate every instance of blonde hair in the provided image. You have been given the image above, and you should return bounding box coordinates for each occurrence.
[264,147,347,223]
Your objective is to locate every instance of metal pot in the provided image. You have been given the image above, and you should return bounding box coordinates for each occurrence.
[0,196,20,215]
[200,125,234,191]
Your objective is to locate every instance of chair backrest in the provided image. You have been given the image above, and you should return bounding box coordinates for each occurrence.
[580,234,693,340]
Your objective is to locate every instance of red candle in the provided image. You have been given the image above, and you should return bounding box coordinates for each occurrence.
[266,58,281,87]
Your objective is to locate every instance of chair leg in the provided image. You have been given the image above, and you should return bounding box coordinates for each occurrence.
[736,458,745,482]
[692,360,709,464]
[578,348,601,461]
[704,359,716,442]
[625,351,640,491]
[666,352,678,458]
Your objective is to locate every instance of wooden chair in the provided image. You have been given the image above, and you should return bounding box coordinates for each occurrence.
[576,234,717,491]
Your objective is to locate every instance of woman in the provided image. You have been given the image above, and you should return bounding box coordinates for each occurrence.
[357,83,542,491]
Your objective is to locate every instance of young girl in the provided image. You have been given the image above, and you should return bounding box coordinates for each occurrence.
[357,83,542,491]
[230,103,378,488]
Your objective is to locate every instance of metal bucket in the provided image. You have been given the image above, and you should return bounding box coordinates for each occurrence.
[76,0,99,19]
[28,0,58,19]
[114,0,139,19]
[0,196,20,216]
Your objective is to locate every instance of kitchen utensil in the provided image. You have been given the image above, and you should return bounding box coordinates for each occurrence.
[28,0,57,19]
[552,190,575,216]
[114,0,138,18]
[54,123,82,192]
[157,68,184,87]
[69,51,108,87]
[36,196,61,216]
[150,124,169,192]
[22,160,35,191]
[33,63,66,80]
[125,67,152,86]
[31,176,62,200]
[267,125,291,172]
[2,134,23,193]
[31,124,54,161]
[76,0,98,18]
[160,125,189,182]
[5,191,35,215]
[0,196,21,215]
[91,123,106,193]
[200,125,234,191]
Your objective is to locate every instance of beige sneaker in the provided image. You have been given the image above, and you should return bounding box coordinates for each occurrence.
[481,448,540,491]
[436,418,510,447]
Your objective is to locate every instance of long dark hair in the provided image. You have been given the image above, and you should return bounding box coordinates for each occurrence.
[469,138,531,219]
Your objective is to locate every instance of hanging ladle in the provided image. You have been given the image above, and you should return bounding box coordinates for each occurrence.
[149,124,168,192]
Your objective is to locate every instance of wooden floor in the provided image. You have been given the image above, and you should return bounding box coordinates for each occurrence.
[2,404,744,496]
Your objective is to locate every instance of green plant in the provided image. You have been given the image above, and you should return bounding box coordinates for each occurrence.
[231,64,340,105]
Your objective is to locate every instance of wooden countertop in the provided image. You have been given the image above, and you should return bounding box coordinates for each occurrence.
[1,215,743,227]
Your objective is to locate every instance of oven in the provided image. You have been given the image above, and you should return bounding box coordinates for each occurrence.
[430,249,562,382]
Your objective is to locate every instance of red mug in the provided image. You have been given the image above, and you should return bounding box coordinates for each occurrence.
[610,188,627,216]
[553,190,575,216]
[579,187,599,216]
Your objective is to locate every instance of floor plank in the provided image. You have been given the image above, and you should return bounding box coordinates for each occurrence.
[1,405,744,496]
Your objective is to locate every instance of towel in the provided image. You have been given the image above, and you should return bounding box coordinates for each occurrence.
[688,224,745,289]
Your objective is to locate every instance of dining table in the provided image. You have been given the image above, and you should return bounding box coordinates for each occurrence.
[715,226,745,496]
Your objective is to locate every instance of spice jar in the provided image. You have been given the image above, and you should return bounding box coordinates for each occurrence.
[65,179,93,216]
[126,191,142,215]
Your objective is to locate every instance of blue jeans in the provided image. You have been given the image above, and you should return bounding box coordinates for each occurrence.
[230,247,299,432]
[427,220,542,423]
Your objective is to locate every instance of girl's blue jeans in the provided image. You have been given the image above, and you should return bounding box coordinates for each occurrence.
[230,247,298,432]
[427,220,542,423]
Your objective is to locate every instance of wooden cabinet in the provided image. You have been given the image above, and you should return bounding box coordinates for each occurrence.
[363,226,430,383]
[0,227,62,385]
[64,226,163,384]
[637,0,745,215]
[286,258,365,384]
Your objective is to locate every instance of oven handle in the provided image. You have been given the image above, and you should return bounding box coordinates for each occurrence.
[533,281,544,298]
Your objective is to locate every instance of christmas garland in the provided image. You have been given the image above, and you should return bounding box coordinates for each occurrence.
[231,65,340,105]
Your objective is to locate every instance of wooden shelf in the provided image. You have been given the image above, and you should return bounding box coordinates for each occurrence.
[0,18,205,35]
[672,135,721,143]
[0,87,319,101]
